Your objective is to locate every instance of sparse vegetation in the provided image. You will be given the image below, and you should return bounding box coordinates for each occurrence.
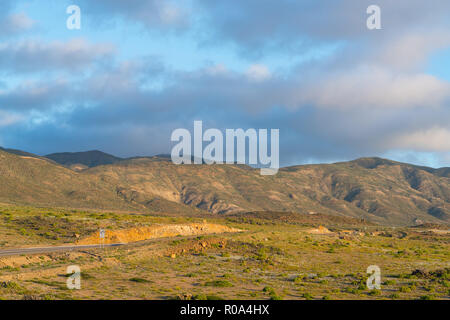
[204,280,234,288]
[129,278,151,283]
[0,201,448,300]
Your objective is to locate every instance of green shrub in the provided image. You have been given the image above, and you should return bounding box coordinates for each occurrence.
[193,294,224,300]
[270,294,282,300]
[263,286,275,294]
[302,293,313,300]
[129,277,151,283]
[344,287,361,294]
[420,295,435,300]
[204,280,233,287]
[368,289,381,296]
[399,286,411,293]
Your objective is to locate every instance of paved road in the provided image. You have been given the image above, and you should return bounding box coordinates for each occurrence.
[0,243,124,257]
[0,231,241,257]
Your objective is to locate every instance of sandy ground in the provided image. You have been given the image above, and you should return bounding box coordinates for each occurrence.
[77,223,243,245]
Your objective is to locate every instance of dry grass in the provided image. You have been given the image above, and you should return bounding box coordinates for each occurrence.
[0,205,448,300]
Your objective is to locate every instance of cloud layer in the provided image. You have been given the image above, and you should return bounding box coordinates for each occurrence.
[0,0,449,167]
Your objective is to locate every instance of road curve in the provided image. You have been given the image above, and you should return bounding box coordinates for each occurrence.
[0,243,124,257]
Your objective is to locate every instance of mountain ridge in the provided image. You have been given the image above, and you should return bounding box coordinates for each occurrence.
[2,146,448,173]
[0,147,449,226]
[45,150,123,168]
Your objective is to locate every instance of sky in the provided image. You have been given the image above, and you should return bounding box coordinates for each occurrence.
[0,0,449,168]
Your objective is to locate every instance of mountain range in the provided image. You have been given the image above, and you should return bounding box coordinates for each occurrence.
[0,147,448,226]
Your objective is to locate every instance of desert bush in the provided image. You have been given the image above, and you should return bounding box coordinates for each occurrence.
[292,275,305,283]
[129,277,151,283]
[193,294,224,300]
[302,293,313,300]
[368,289,381,296]
[263,286,275,294]
[204,280,233,287]
[399,286,411,293]
[269,293,282,300]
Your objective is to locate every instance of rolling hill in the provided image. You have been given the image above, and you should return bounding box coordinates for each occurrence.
[0,148,448,226]
[0,149,139,211]
[0,147,54,163]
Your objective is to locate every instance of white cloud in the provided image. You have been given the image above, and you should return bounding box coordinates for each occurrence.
[159,3,185,24]
[390,127,450,152]
[77,0,189,29]
[0,110,23,127]
[0,38,115,73]
[0,12,35,36]
[205,63,228,76]
[298,66,450,110]
[372,31,450,70]
[245,64,271,82]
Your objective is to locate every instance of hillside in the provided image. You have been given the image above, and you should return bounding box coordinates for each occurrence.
[45,150,123,168]
[0,149,449,226]
[0,147,53,163]
[0,150,137,211]
[85,156,450,226]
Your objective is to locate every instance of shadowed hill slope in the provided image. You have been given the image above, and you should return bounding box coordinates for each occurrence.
[45,150,123,168]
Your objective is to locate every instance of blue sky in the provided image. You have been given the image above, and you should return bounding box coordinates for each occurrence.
[0,0,449,168]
